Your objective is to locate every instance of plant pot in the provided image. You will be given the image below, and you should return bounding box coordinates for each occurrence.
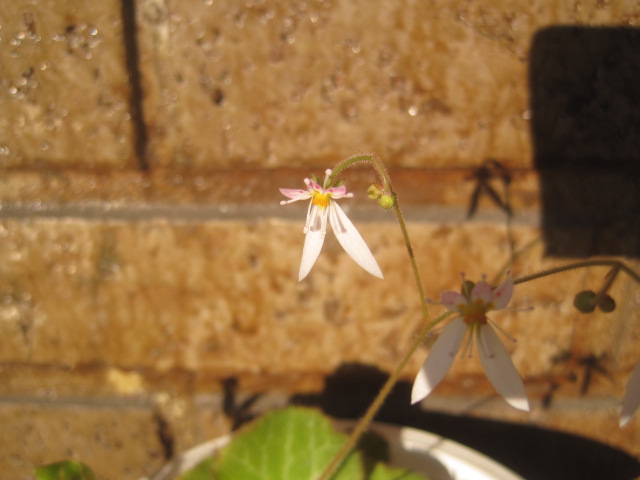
[147,420,524,480]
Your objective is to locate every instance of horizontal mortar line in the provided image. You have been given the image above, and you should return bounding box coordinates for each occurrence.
[0,202,542,226]
[0,393,155,409]
[0,392,285,411]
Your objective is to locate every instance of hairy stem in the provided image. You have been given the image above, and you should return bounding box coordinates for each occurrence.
[513,259,640,286]
[316,154,435,480]
[315,312,448,480]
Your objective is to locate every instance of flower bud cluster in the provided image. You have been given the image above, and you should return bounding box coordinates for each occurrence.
[573,290,616,313]
[367,184,396,210]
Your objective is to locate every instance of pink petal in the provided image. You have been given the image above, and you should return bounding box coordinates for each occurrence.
[471,280,493,304]
[491,276,514,309]
[411,317,467,404]
[620,362,640,427]
[477,325,530,411]
[308,179,324,192]
[440,291,466,312]
[279,188,311,201]
[325,185,348,197]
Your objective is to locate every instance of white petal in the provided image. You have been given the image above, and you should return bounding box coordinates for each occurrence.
[411,317,467,404]
[298,228,325,281]
[478,325,530,411]
[328,202,383,279]
[620,362,640,427]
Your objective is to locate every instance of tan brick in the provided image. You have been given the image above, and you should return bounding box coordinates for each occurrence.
[1,216,637,389]
[0,0,135,168]
[136,0,638,169]
[1,402,163,480]
[0,396,228,480]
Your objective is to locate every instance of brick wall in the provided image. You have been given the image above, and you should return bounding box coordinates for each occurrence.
[1,1,639,478]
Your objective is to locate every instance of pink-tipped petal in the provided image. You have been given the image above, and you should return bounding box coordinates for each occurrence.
[411,317,467,404]
[308,179,324,192]
[329,203,383,279]
[298,228,325,281]
[440,291,467,312]
[492,276,514,309]
[325,185,348,197]
[471,280,494,304]
[478,325,530,411]
[620,362,640,427]
[279,188,311,201]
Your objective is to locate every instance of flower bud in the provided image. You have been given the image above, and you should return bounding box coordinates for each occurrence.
[597,294,616,313]
[367,184,383,200]
[573,290,596,313]
[378,194,396,210]
[461,280,475,299]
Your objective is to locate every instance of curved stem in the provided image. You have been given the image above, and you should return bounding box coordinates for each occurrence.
[328,152,392,193]
[513,259,640,286]
[316,154,435,480]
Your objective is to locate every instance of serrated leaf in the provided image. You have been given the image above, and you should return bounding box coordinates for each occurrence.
[214,407,362,480]
[34,461,96,480]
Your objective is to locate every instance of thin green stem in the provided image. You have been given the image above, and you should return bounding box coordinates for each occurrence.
[316,154,435,480]
[513,259,640,286]
[315,313,449,480]
[491,237,541,285]
[393,203,430,323]
[328,152,392,192]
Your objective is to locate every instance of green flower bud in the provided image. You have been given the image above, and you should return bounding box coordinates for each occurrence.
[367,184,383,200]
[461,280,475,299]
[573,290,596,313]
[597,294,616,313]
[378,194,396,210]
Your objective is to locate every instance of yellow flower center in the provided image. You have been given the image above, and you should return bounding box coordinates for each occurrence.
[460,300,492,325]
[312,192,330,207]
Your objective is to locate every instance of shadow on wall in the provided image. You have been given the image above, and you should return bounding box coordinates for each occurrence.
[530,26,640,258]
[291,363,640,480]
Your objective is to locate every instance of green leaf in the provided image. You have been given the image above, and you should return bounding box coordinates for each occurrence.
[214,407,362,480]
[35,461,96,480]
[177,457,215,480]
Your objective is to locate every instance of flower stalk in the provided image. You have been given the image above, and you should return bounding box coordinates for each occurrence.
[316,154,433,480]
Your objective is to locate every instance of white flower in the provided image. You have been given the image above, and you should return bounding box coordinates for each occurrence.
[279,169,383,281]
[620,362,640,427]
[411,275,530,411]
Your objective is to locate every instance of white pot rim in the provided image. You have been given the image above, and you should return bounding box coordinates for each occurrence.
[146,420,525,480]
